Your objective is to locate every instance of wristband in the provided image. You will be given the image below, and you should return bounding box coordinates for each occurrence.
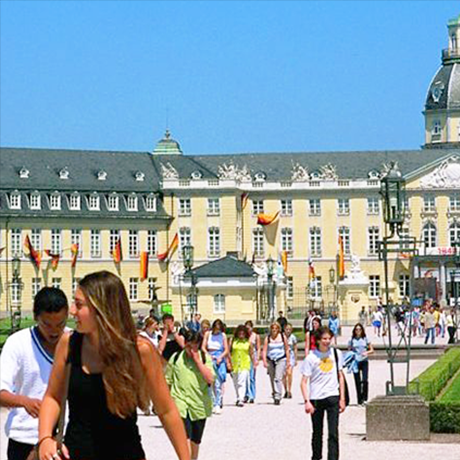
[304,400,310,404]
[36,435,54,452]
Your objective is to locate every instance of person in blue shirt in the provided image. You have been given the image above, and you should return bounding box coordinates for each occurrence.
[328,312,340,345]
[348,323,374,405]
[186,313,202,333]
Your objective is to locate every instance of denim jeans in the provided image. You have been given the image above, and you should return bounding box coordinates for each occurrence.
[310,396,340,460]
[353,360,369,404]
[246,362,257,401]
[424,327,435,344]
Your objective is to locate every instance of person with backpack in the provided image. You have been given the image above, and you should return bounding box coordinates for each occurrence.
[300,326,346,460]
[262,322,290,405]
[166,330,215,460]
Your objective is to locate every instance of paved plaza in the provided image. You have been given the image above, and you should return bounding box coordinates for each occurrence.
[1,353,459,460]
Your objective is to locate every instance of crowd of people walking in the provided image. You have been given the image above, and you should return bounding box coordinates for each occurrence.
[1,269,457,460]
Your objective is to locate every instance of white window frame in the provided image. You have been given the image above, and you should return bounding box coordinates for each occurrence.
[280,199,293,217]
[71,229,82,256]
[110,230,120,254]
[450,195,460,212]
[338,198,350,216]
[213,294,225,314]
[179,227,192,256]
[178,198,191,216]
[145,194,156,212]
[422,223,437,248]
[368,226,380,256]
[51,229,62,254]
[309,199,321,216]
[31,229,42,252]
[127,194,138,211]
[399,274,410,299]
[450,223,460,246]
[207,198,220,216]
[10,192,21,210]
[281,227,293,255]
[252,227,265,258]
[30,193,41,210]
[108,194,119,211]
[252,200,264,215]
[369,275,380,298]
[423,195,436,213]
[367,197,379,215]
[32,278,41,299]
[69,193,81,211]
[88,194,100,211]
[339,226,351,255]
[286,277,294,299]
[129,230,139,258]
[309,227,322,257]
[49,194,61,210]
[208,227,221,258]
[311,276,322,299]
[11,229,22,257]
[90,230,101,258]
[129,278,138,301]
[147,230,157,256]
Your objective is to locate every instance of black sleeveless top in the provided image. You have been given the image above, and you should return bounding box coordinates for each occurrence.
[64,332,145,460]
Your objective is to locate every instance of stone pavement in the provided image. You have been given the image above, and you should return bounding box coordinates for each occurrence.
[1,357,459,460]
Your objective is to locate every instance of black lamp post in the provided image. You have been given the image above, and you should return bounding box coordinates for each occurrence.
[379,161,407,395]
[11,256,23,332]
[266,256,275,323]
[182,244,197,321]
[329,266,336,316]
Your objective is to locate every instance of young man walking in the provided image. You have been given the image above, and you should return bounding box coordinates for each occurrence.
[0,287,69,460]
[301,326,346,460]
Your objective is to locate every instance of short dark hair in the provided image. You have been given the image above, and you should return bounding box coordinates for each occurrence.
[162,313,174,322]
[182,329,203,346]
[352,323,367,339]
[234,324,250,339]
[33,287,68,318]
[313,326,334,346]
[212,319,225,333]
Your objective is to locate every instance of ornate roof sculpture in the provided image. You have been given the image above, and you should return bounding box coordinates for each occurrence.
[420,156,460,188]
[319,163,338,180]
[160,162,179,179]
[291,162,309,182]
[217,161,251,181]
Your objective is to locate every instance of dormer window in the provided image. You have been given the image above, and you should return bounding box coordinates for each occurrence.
[49,193,61,210]
[253,172,266,182]
[145,194,156,212]
[10,192,21,209]
[135,171,145,182]
[191,170,203,180]
[108,194,119,211]
[97,170,107,181]
[127,194,138,211]
[310,171,321,180]
[30,193,41,210]
[88,194,100,211]
[19,167,30,179]
[69,193,80,210]
[59,167,70,180]
[368,170,380,179]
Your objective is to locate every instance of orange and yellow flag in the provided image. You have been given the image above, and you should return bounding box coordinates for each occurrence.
[158,233,179,262]
[281,250,288,273]
[45,250,60,270]
[112,238,122,264]
[71,244,79,268]
[338,236,345,279]
[140,251,149,280]
[257,211,280,226]
[24,235,41,269]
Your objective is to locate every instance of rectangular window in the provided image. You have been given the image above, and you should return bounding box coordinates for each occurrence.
[179,227,192,255]
[252,228,265,258]
[338,227,351,255]
[252,200,264,215]
[369,275,380,298]
[207,198,220,216]
[450,195,460,212]
[423,196,436,212]
[10,193,21,209]
[129,230,139,258]
[51,229,62,254]
[69,194,80,210]
[145,195,156,212]
[30,194,41,210]
[110,230,120,254]
[31,229,42,252]
[208,227,221,258]
[311,276,322,299]
[88,194,100,210]
[148,278,158,301]
[32,278,41,299]
[286,277,294,299]
[281,228,293,255]
[90,230,101,258]
[338,198,350,216]
[367,197,379,215]
[399,227,411,250]
[309,199,321,216]
[72,278,80,295]
[147,230,157,256]
[127,195,138,211]
[368,227,380,256]
[178,198,191,216]
[280,199,293,217]
[11,279,22,303]
[52,278,62,289]
[49,194,61,210]
[399,274,410,298]
[213,294,225,313]
[11,229,22,257]
[71,229,82,256]
[108,194,119,211]
[309,227,322,257]
[129,278,138,301]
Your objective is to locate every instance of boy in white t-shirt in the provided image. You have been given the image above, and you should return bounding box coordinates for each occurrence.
[300,326,346,460]
[0,287,69,460]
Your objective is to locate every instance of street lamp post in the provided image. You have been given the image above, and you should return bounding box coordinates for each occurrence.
[182,244,198,322]
[10,257,24,332]
[266,256,275,323]
[329,266,336,315]
[378,161,416,395]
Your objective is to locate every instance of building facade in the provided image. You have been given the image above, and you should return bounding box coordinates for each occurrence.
[1,15,460,324]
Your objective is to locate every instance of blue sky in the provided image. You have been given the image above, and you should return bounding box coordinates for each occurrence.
[1,1,459,155]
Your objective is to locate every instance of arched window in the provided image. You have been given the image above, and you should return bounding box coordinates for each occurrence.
[452,33,457,52]
[422,223,437,248]
[449,223,460,246]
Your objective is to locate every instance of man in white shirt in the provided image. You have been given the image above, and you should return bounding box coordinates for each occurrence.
[0,287,69,460]
[300,326,346,460]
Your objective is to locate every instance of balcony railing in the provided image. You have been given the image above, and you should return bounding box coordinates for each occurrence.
[442,48,460,62]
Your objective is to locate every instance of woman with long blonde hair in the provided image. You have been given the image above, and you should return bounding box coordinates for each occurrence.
[38,271,190,460]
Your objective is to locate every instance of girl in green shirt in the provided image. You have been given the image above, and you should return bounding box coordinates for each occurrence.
[229,325,255,407]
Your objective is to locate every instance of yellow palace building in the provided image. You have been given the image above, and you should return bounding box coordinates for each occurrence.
[1,15,460,325]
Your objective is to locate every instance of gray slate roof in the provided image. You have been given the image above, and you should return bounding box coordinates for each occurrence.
[190,254,256,278]
[425,63,460,111]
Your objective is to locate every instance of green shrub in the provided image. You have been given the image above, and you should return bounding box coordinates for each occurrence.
[430,401,460,433]
[408,347,460,401]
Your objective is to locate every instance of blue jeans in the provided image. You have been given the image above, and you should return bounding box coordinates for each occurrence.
[211,356,226,408]
[246,362,256,401]
[424,327,435,344]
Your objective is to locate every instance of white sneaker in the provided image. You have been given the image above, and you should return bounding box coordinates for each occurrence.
[213,406,222,415]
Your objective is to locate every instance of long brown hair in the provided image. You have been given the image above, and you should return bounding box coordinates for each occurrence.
[78,271,149,417]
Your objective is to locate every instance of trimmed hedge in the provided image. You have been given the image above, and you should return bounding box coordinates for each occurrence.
[408,347,460,401]
[430,401,460,433]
